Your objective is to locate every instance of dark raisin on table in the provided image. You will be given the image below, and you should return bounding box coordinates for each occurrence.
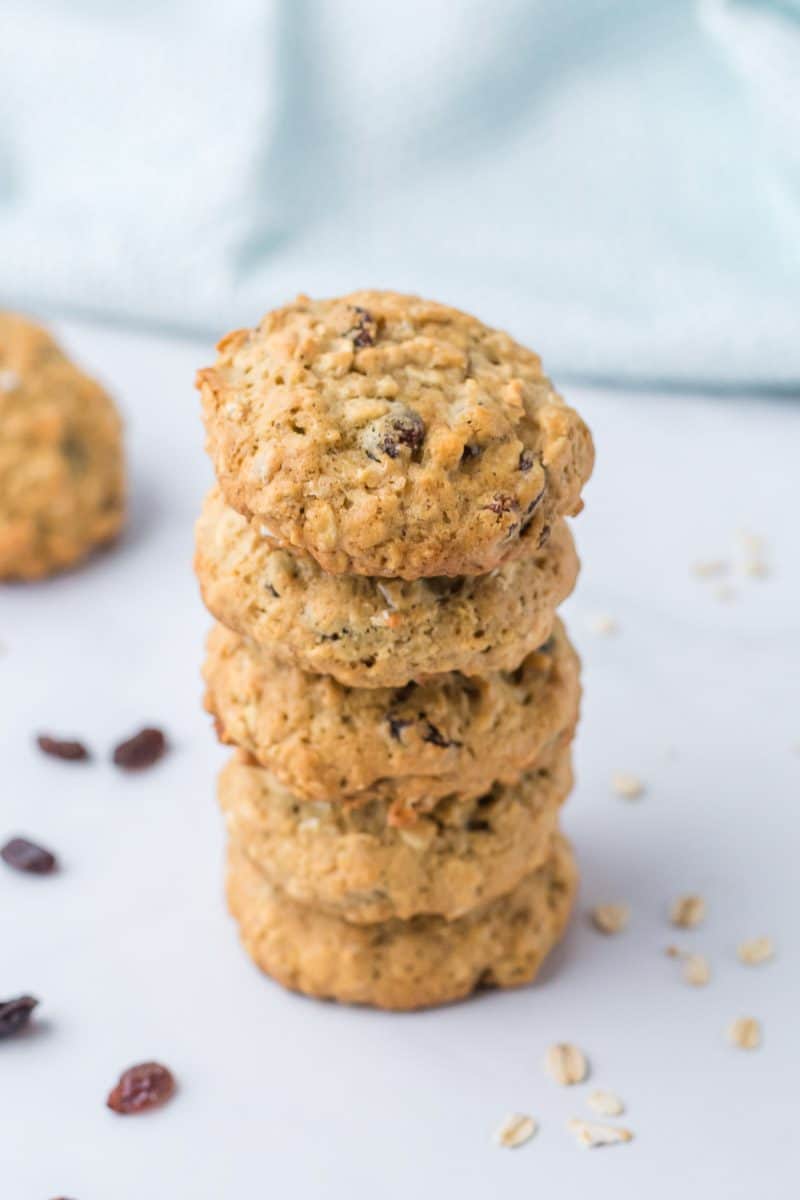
[36,734,90,762]
[0,994,39,1038]
[112,727,167,770]
[1,837,57,874]
[106,1061,176,1114]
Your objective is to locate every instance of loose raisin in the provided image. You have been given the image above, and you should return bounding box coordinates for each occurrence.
[112,728,167,770]
[36,734,90,762]
[106,1062,176,1115]
[0,995,38,1038]
[1,837,57,874]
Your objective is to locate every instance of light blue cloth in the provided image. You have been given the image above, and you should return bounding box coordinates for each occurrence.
[1,0,798,387]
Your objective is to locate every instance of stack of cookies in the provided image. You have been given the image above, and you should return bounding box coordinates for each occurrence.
[195,291,594,1010]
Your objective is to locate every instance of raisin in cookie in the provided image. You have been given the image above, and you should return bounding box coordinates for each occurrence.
[0,313,125,580]
[196,486,578,687]
[220,734,572,924]
[197,291,594,579]
[203,618,580,824]
[226,831,577,1010]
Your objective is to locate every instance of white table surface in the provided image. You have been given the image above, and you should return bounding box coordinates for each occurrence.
[1,320,798,1199]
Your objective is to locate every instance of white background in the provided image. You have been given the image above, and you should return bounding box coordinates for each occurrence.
[1,321,798,1197]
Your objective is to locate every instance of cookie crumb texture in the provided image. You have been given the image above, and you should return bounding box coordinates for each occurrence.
[197,292,593,579]
[226,832,578,1010]
[203,617,580,822]
[219,737,572,923]
[0,313,125,580]
[196,488,579,687]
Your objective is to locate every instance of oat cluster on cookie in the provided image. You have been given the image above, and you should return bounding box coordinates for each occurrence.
[194,291,594,1010]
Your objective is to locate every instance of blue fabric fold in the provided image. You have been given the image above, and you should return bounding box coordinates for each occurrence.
[1,0,798,386]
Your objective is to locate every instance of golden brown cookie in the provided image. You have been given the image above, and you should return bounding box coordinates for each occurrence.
[197,291,594,579]
[203,618,581,823]
[219,734,572,923]
[195,486,578,687]
[226,831,577,1010]
[0,313,125,580]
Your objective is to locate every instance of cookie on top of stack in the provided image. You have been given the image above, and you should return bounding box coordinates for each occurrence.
[195,291,594,1011]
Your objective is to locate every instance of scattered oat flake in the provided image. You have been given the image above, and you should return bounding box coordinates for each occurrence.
[714,584,737,603]
[588,614,618,636]
[670,893,706,929]
[567,1119,634,1149]
[665,944,682,958]
[591,903,630,935]
[683,953,711,987]
[743,557,769,579]
[737,530,765,555]
[691,559,728,578]
[737,937,774,966]
[612,772,644,800]
[588,1090,625,1117]
[494,1113,537,1148]
[728,1017,761,1050]
[545,1042,588,1086]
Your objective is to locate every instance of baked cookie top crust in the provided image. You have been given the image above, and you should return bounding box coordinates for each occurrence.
[197,291,594,578]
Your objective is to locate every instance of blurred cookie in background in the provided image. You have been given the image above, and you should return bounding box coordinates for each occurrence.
[0,313,125,580]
